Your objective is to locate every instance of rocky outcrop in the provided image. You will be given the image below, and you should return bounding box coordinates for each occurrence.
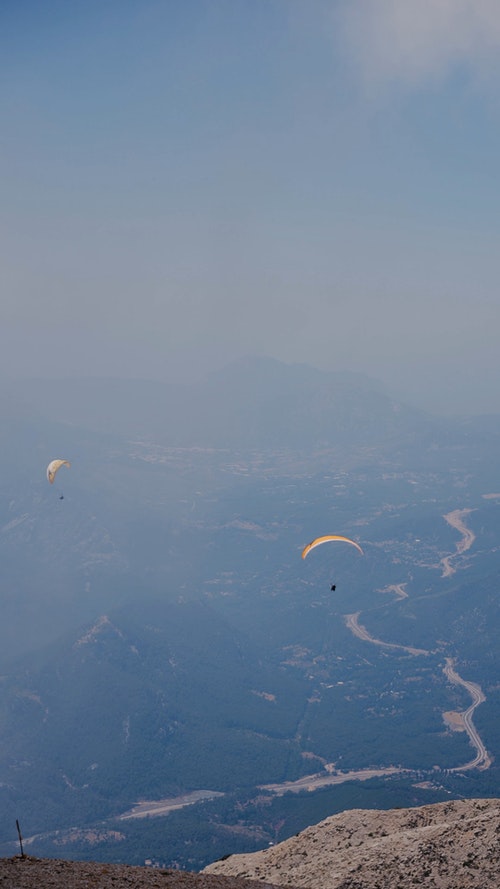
[203,798,500,888]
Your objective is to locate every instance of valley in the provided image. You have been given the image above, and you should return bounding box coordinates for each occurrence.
[1,362,500,869]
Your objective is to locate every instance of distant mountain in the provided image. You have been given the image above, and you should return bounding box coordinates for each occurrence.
[204,798,500,888]
[5,357,433,449]
[7,356,500,460]
[172,357,432,449]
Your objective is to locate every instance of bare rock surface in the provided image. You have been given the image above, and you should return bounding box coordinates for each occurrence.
[0,856,296,889]
[203,798,500,888]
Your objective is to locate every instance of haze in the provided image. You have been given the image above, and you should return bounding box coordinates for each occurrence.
[2,0,500,415]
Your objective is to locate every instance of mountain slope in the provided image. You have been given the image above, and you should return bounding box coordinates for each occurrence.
[204,797,500,888]
[0,596,311,837]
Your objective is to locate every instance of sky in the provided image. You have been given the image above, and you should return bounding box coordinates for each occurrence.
[2,0,500,414]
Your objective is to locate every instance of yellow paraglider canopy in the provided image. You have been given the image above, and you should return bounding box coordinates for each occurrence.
[301,535,364,559]
[46,459,71,484]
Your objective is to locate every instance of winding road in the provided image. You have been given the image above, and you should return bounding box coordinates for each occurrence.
[382,583,408,601]
[344,612,429,656]
[443,658,491,770]
[440,508,476,577]
[343,507,491,774]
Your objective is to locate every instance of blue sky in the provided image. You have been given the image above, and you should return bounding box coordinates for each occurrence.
[2,0,500,413]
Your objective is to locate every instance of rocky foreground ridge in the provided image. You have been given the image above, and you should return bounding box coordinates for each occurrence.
[203,798,500,888]
[0,857,295,889]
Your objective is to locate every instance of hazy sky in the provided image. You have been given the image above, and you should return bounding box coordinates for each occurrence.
[2,0,500,413]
